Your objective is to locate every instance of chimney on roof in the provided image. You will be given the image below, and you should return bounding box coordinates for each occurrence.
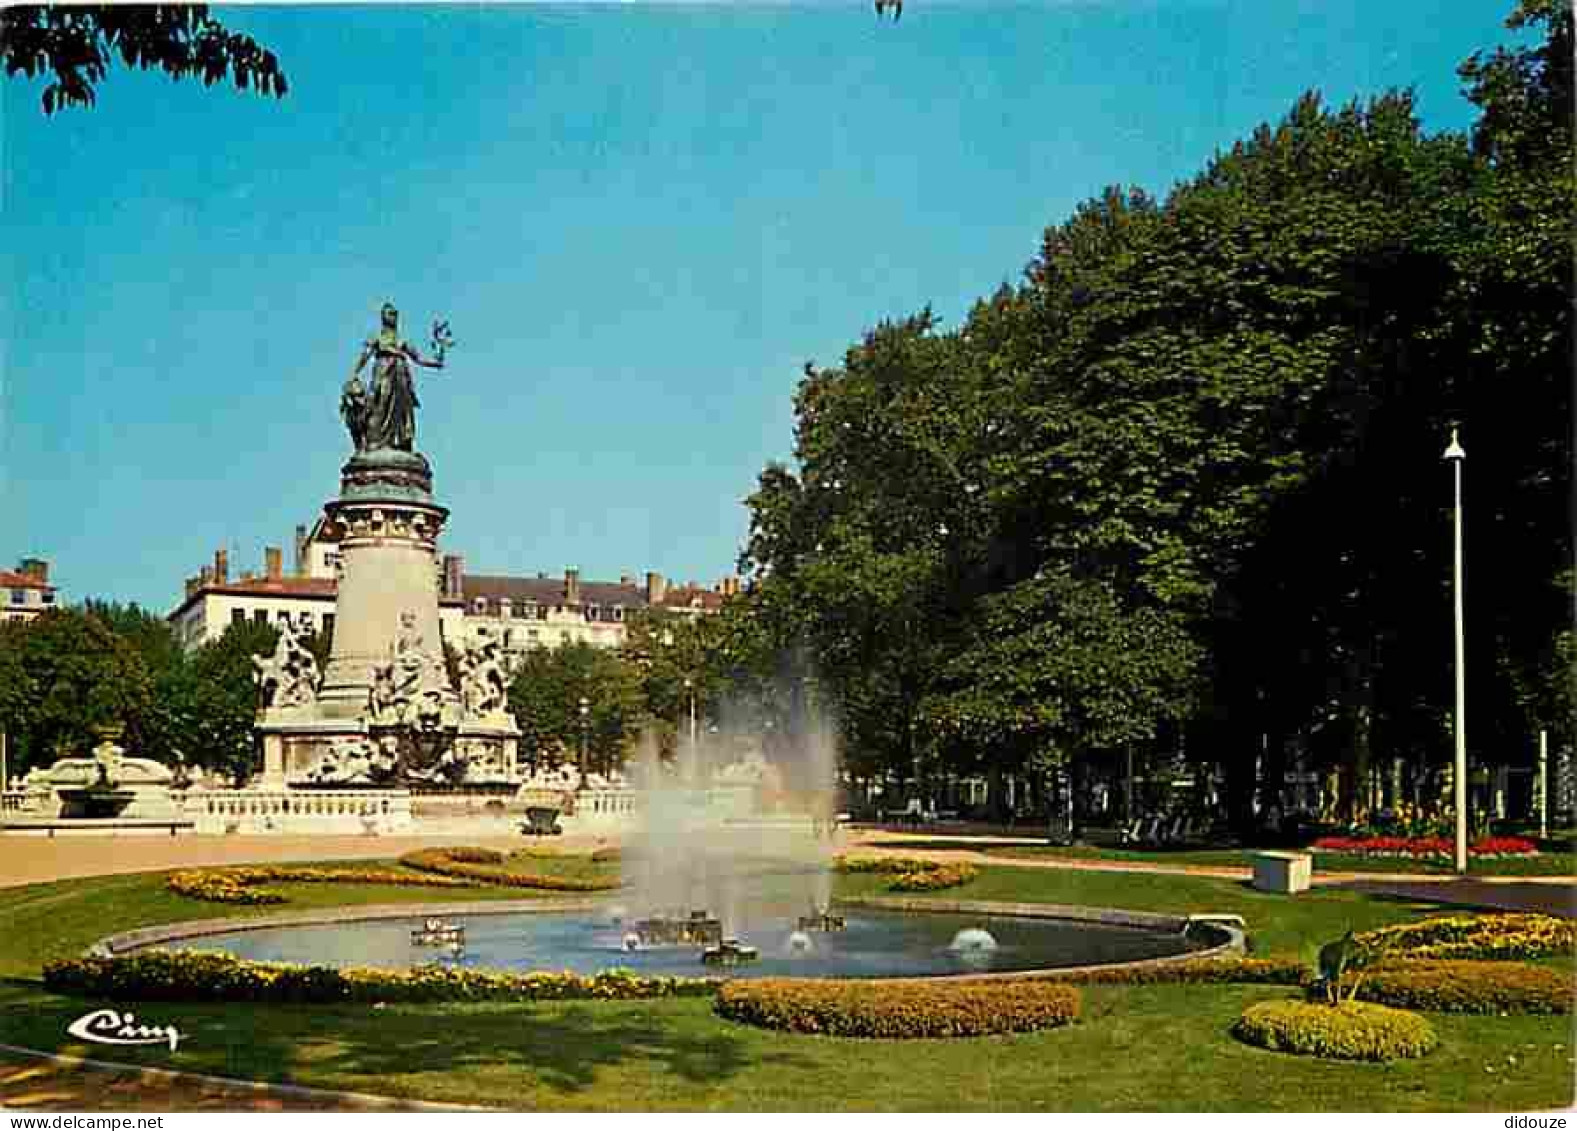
[537,571,546,580]
[214,549,228,584]
[565,567,581,606]
[294,525,308,577]
[17,558,48,584]
[185,576,199,598]
[442,555,463,600]
[199,565,213,585]
[264,546,283,581]
[645,571,666,606]
[620,574,634,587]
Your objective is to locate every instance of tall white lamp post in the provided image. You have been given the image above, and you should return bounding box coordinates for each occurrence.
[1443,428,1468,875]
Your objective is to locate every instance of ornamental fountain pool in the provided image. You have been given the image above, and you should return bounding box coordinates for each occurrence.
[147,716,1224,979]
[169,905,1213,979]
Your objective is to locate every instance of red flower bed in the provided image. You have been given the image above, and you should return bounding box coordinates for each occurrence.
[1311,834,1537,858]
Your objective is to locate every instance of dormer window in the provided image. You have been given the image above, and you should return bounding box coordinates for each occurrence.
[612,605,624,622]
[586,603,601,622]
[500,599,513,619]
[472,597,488,615]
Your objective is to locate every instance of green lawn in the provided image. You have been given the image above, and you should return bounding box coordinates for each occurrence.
[868,838,1577,877]
[0,852,1571,1111]
[0,980,1569,1111]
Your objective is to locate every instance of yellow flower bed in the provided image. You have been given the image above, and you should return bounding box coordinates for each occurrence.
[834,855,978,893]
[167,865,477,905]
[398,847,621,892]
[44,951,715,1004]
[1353,913,1575,962]
[1234,998,1437,1061]
[716,976,1081,1038]
[1327,959,1574,1015]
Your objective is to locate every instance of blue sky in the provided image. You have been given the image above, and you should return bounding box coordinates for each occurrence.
[1,2,1521,612]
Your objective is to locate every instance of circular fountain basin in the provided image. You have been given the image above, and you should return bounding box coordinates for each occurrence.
[161,907,1215,979]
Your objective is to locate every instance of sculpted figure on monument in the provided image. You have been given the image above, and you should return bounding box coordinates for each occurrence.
[459,636,508,716]
[252,619,320,710]
[366,612,450,726]
[342,303,453,453]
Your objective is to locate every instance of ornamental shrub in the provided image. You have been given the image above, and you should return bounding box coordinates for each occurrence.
[715,977,1081,1038]
[1323,960,1574,1015]
[44,952,715,1005]
[1352,914,1575,963]
[398,847,621,892]
[1233,999,1437,1061]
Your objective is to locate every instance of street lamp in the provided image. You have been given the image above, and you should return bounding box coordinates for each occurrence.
[683,677,697,752]
[577,696,590,791]
[1443,427,1467,875]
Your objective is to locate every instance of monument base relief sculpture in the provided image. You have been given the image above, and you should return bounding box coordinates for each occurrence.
[254,303,520,791]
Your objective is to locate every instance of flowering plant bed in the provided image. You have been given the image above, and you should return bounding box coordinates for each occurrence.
[167,865,478,905]
[1321,959,1574,1015]
[1233,998,1437,1062]
[398,847,621,893]
[834,855,978,892]
[716,976,1080,1038]
[1310,834,1537,859]
[1352,913,1575,963]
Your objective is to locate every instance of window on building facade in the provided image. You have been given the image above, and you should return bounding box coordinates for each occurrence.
[41,592,54,605]
[9,589,24,605]
[473,597,488,614]
[323,614,335,641]
[612,605,624,622]
[503,629,512,648]
[231,609,246,626]
[586,604,600,622]
[253,609,268,624]
[500,600,512,619]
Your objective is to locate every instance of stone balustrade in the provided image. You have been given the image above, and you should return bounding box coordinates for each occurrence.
[186,789,413,835]
[1,790,29,814]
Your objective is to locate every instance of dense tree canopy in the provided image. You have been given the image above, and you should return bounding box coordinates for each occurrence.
[736,0,1573,824]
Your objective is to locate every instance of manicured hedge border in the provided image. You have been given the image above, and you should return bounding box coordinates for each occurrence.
[44,951,714,1004]
[398,847,622,893]
[1234,999,1437,1062]
[1327,960,1574,1015]
[715,977,1080,1038]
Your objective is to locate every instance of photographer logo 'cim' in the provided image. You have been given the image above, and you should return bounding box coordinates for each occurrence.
[66,1008,183,1052]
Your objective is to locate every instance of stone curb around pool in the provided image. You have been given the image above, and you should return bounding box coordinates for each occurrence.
[91,897,603,956]
[0,1041,494,1112]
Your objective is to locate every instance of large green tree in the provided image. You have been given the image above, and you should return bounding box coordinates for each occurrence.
[507,642,647,775]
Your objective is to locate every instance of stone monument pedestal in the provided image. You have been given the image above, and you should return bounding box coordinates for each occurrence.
[254,446,518,791]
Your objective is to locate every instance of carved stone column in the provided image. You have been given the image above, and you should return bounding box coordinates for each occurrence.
[315,449,453,720]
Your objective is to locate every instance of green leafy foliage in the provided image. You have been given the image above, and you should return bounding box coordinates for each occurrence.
[2,5,287,115]
[507,641,647,774]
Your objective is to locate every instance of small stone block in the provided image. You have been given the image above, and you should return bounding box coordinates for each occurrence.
[1251,850,1312,894]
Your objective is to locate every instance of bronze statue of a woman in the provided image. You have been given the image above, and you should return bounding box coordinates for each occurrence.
[342,303,452,453]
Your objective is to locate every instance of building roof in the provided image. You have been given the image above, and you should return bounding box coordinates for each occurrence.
[659,584,726,612]
[0,570,54,591]
[167,575,337,621]
[462,574,648,614]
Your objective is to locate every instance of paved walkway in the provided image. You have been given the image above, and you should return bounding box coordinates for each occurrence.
[0,831,620,890]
